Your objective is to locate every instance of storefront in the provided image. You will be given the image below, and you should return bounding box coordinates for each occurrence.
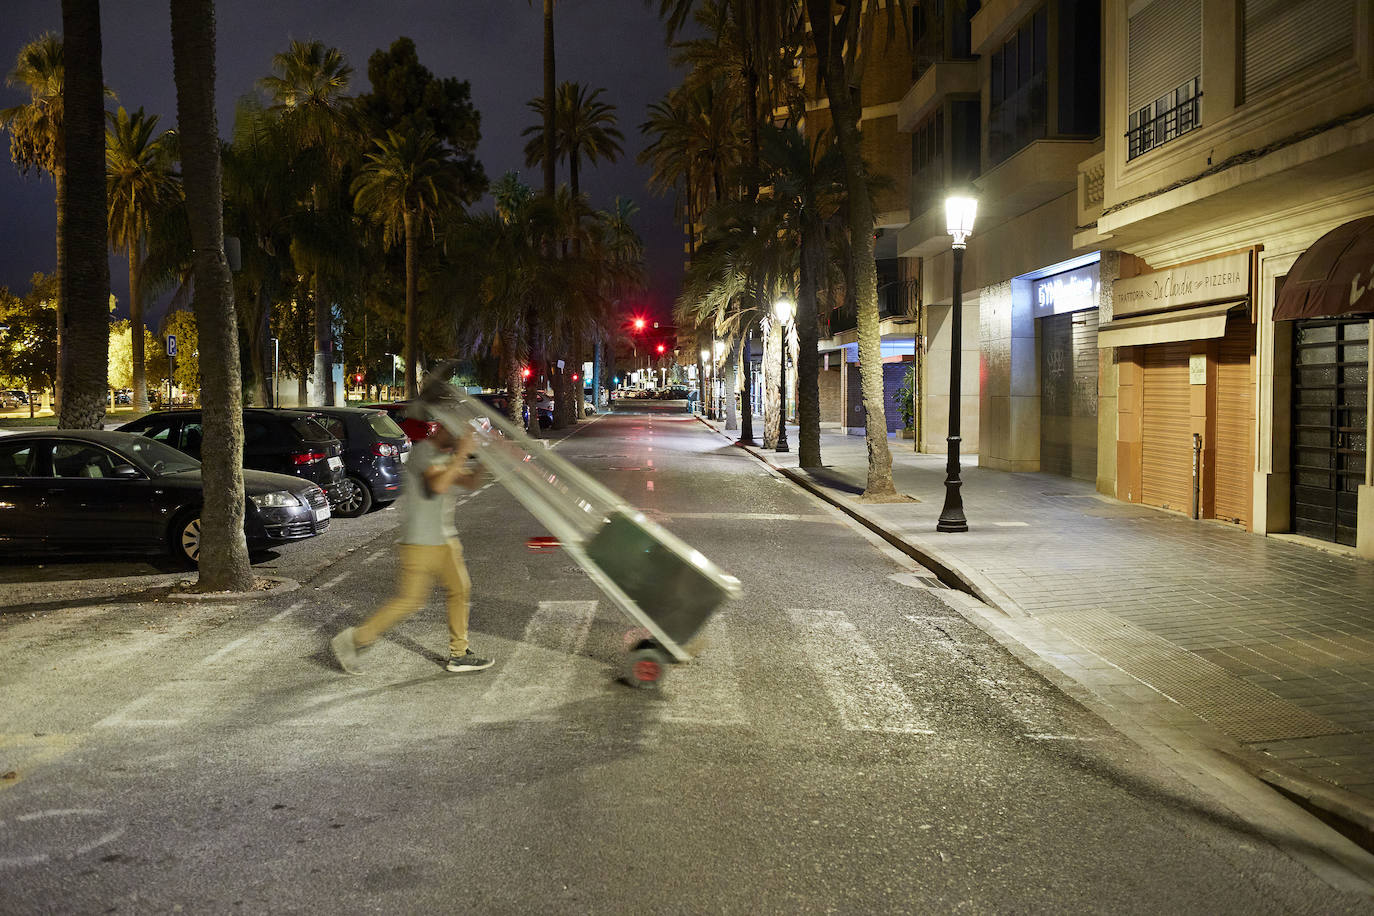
[1101,250,1256,525]
[1032,263,1100,481]
[1271,216,1373,552]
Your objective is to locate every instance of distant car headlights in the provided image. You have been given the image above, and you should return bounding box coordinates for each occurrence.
[250,490,302,509]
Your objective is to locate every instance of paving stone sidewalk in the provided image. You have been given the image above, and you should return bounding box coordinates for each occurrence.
[715,418,1374,811]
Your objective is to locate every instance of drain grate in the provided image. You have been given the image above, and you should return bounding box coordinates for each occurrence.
[1043,611,1350,744]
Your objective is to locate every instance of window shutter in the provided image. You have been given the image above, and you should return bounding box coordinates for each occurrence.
[1127,0,1202,112]
[1244,0,1355,99]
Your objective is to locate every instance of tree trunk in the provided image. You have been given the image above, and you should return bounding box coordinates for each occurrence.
[296,373,307,406]
[245,284,270,406]
[403,210,419,398]
[53,169,65,415]
[797,224,824,469]
[762,320,780,449]
[542,0,556,197]
[550,361,566,430]
[724,341,738,430]
[738,326,756,444]
[503,330,524,425]
[130,245,150,412]
[58,0,110,431]
[313,272,333,405]
[524,310,544,439]
[592,336,602,410]
[573,339,585,420]
[171,0,253,590]
[813,12,896,498]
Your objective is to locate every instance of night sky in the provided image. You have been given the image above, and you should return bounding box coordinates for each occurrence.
[0,0,685,329]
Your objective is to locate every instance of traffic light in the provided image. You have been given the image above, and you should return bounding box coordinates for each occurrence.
[656,344,665,354]
[522,366,532,379]
[632,317,646,331]
[571,373,579,382]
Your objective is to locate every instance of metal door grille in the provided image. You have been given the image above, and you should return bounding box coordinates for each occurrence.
[1291,318,1368,546]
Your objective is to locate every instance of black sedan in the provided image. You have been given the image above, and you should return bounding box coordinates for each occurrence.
[306,407,411,517]
[0,430,331,565]
[117,408,346,505]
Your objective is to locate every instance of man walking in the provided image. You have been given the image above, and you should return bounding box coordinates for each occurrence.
[330,423,494,674]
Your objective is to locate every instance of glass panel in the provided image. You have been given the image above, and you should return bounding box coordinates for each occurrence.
[1299,366,1337,387]
[1296,345,1336,366]
[1298,324,1338,344]
[1343,321,1369,341]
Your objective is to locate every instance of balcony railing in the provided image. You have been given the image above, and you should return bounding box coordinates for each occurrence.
[1126,79,1201,160]
[821,280,918,338]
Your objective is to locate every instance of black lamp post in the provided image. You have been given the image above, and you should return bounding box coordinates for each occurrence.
[774,298,794,452]
[937,195,977,533]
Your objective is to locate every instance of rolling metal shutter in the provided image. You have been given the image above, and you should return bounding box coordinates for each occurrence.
[1040,310,1100,480]
[1141,343,1194,513]
[1244,0,1355,99]
[1291,318,1368,546]
[1127,0,1202,111]
[1212,318,1255,528]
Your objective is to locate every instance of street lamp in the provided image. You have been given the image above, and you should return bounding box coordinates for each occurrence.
[699,348,710,415]
[773,298,795,452]
[937,194,978,532]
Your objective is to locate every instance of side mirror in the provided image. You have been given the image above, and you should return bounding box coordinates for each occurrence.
[112,464,142,479]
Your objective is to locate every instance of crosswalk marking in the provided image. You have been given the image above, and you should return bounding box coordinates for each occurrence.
[788,608,933,735]
[662,615,746,726]
[475,600,599,722]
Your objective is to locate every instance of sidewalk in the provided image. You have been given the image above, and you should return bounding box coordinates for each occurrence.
[704,415,1374,837]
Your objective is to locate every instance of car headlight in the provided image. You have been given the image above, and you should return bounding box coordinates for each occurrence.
[251,490,301,509]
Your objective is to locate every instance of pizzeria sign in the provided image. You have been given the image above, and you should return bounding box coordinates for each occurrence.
[1113,251,1251,318]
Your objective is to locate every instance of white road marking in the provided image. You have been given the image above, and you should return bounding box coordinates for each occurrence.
[96,695,183,729]
[366,548,389,564]
[15,808,104,822]
[662,615,746,726]
[270,599,306,622]
[319,572,349,590]
[1023,734,1099,742]
[788,608,934,735]
[202,636,251,665]
[993,521,1029,527]
[475,601,599,721]
[73,828,125,856]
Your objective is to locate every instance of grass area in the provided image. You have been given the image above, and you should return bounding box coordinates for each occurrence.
[0,411,151,428]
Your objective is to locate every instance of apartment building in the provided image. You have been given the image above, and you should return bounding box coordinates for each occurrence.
[1074,0,1374,556]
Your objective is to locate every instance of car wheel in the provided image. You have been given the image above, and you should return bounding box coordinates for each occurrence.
[334,475,373,518]
[171,510,202,567]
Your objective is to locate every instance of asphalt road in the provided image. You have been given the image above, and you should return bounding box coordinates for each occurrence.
[1,405,1371,914]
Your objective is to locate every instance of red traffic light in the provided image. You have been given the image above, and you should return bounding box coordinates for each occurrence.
[522,367,532,378]
[354,374,363,384]
[571,373,579,382]
[656,344,665,354]
[632,317,646,331]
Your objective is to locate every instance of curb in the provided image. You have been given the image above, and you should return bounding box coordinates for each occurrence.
[162,575,301,602]
[694,415,1024,617]
[1225,750,1374,856]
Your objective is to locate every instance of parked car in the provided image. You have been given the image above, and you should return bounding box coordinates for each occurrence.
[476,392,553,429]
[306,407,411,517]
[360,402,440,442]
[116,408,346,505]
[0,430,330,565]
[0,390,25,410]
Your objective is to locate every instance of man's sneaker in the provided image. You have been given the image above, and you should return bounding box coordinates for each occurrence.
[446,649,494,673]
[330,627,364,675]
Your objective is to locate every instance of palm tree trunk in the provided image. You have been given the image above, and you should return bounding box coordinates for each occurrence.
[817,31,896,498]
[762,319,780,449]
[503,330,524,425]
[313,273,333,405]
[130,244,150,412]
[245,284,270,406]
[53,168,66,415]
[724,341,738,431]
[58,0,110,431]
[592,336,603,410]
[171,0,253,590]
[524,309,544,439]
[738,326,756,444]
[542,0,556,197]
[403,210,419,398]
[573,340,585,419]
[797,224,824,469]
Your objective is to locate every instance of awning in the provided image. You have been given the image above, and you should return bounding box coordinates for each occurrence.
[1273,215,1374,321]
[1097,300,1246,349]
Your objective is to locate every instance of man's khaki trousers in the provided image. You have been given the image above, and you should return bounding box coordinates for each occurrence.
[355,539,471,656]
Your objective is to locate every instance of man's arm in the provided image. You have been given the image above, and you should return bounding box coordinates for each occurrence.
[422,438,483,495]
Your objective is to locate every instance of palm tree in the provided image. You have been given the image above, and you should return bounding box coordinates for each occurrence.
[352,129,461,398]
[523,82,624,202]
[535,0,557,196]
[260,40,354,406]
[106,106,178,412]
[171,0,253,589]
[58,0,111,430]
[2,33,66,411]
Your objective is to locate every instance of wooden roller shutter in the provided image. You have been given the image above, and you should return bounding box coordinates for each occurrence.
[1213,318,1255,528]
[1141,343,1194,513]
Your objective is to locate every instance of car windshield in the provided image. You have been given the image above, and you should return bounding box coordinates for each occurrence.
[122,436,201,476]
[366,412,406,439]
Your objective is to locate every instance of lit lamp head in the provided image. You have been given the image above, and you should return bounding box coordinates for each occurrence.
[700,348,711,364]
[714,340,726,358]
[945,195,978,249]
[773,298,795,324]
